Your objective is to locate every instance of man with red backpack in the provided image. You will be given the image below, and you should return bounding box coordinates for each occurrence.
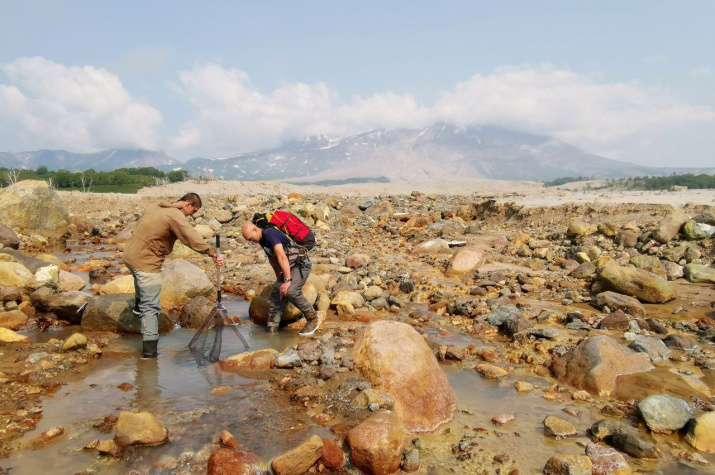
[242,219,320,336]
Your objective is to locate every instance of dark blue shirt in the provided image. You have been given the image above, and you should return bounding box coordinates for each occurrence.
[259,228,291,259]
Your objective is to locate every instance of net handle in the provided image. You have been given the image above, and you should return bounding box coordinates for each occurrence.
[215,234,221,303]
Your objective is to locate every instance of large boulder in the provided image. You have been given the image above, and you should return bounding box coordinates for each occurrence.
[248,282,318,326]
[597,265,677,303]
[32,290,92,324]
[353,321,457,432]
[160,259,216,310]
[81,294,171,334]
[100,275,136,294]
[550,335,654,396]
[682,221,715,240]
[683,264,715,284]
[444,246,486,277]
[114,411,169,447]
[0,180,69,239]
[347,410,406,475]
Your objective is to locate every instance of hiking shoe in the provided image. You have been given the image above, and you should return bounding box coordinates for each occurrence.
[299,317,321,336]
[266,322,279,333]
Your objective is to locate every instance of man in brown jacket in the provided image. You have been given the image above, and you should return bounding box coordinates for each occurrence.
[123,192,223,358]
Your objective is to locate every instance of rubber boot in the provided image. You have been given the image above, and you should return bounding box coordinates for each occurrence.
[142,340,158,359]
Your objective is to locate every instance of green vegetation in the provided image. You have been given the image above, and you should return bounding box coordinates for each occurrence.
[615,174,715,190]
[291,176,390,186]
[543,176,594,187]
[0,166,189,193]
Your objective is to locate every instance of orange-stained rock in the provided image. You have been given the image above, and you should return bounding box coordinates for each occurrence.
[207,447,265,475]
[271,434,323,475]
[550,335,654,396]
[347,410,406,475]
[219,349,277,372]
[353,321,457,432]
[321,438,346,471]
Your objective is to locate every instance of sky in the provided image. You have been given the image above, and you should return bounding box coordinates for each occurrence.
[0,1,713,167]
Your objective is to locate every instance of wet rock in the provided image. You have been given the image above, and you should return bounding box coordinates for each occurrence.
[0,309,28,330]
[351,388,394,410]
[514,381,534,393]
[97,439,122,457]
[590,420,623,441]
[35,290,92,324]
[0,327,29,342]
[593,292,645,317]
[611,368,704,401]
[543,454,592,475]
[219,349,278,372]
[586,443,632,475]
[0,224,20,249]
[598,310,630,331]
[597,265,677,303]
[275,349,303,368]
[645,318,668,334]
[353,321,457,433]
[662,334,695,350]
[160,259,216,310]
[683,263,715,284]
[271,434,323,475]
[347,410,406,475]
[249,282,318,326]
[637,394,692,433]
[321,438,346,471]
[179,295,215,329]
[492,413,515,425]
[81,294,172,334]
[684,411,715,453]
[610,428,658,459]
[544,416,576,438]
[628,335,671,363]
[444,246,486,277]
[62,332,88,351]
[475,363,508,379]
[114,411,169,447]
[0,180,70,238]
[550,335,654,396]
[503,314,533,337]
[487,306,520,326]
[207,447,265,475]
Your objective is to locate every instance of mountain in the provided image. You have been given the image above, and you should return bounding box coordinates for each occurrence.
[176,124,709,183]
[0,149,179,172]
[1,124,712,182]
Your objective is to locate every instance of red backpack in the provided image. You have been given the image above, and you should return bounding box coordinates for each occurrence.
[252,210,316,250]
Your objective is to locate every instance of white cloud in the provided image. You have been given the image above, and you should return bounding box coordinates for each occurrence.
[433,65,715,159]
[691,67,713,79]
[169,63,714,162]
[0,56,161,152]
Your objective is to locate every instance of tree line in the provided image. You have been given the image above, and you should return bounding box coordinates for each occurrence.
[544,173,715,190]
[1,166,191,193]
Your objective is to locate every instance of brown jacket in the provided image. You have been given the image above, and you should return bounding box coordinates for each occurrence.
[123,202,214,272]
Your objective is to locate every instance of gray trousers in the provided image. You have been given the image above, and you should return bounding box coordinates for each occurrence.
[269,260,314,326]
[125,262,162,342]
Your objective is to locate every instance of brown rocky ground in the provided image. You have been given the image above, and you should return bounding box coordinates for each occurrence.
[1,179,714,472]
